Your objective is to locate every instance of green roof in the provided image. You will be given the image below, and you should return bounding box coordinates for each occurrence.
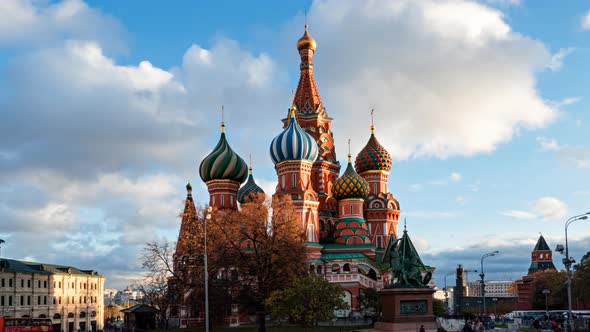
[533,235,551,251]
[0,258,101,277]
[321,252,368,260]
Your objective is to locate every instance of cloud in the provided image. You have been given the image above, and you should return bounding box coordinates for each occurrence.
[0,0,125,50]
[546,48,574,71]
[305,0,557,160]
[537,137,590,168]
[450,172,462,182]
[582,10,590,30]
[498,210,536,219]
[484,0,522,6]
[530,197,568,220]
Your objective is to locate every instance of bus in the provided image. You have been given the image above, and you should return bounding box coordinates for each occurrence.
[0,317,53,332]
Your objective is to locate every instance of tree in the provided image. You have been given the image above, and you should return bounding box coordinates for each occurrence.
[265,274,349,329]
[209,194,308,332]
[432,299,446,317]
[573,251,590,309]
[530,270,567,310]
[358,288,380,321]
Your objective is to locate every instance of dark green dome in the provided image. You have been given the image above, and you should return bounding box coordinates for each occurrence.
[333,161,369,200]
[199,131,248,184]
[237,169,265,204]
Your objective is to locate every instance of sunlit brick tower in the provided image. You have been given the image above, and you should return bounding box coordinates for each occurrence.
[515,234,557,310]
[270,106,321,259]
[288,24,341,243]
[199,121,248,210]
[169,182,201,327]
[355,117,401,250]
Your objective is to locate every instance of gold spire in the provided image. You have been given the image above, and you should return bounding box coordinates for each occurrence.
[347,138,351,163]
[288,104,297,119]
[221,105,225,133]
[297,24,317,52]
[370,108,375,134]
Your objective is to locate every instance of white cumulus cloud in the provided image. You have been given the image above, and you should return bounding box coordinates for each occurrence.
[530,197,568,220]
[582,10,590,30]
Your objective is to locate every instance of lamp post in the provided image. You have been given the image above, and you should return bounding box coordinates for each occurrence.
[555,212,590,332]
[492,298,498,317]
[203,206,213,332]
[443,271,454,314]
[542,289,550,315]
[480,251,499,316]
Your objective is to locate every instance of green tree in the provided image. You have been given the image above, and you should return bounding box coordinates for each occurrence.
[358,288,381,320]
[573,251,590,308]
[530,270,567,310]
[433,299,446,317]
[266,274,350,328]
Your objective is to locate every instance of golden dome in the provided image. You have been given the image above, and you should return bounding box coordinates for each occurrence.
[297,24,316,52]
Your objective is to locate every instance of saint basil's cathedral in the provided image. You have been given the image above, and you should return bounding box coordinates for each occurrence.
[172,25,405,324]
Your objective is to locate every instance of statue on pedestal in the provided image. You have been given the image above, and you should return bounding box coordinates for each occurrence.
[383,224,432,288]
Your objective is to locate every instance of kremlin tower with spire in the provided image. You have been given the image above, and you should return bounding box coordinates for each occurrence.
[172,24,403,321]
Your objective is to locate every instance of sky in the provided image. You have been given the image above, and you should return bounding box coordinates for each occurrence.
[0,0,589,290]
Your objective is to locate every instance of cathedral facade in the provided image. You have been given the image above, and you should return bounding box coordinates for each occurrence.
[171,25,401,325]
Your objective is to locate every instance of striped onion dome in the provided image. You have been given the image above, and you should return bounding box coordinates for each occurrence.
[269,108,319,164]
[237,167,265,204]
[333,160,369,200]
[199,124,248,184]
[355,126,392,173]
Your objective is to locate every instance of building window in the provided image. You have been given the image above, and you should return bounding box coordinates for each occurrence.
[59,296,61,305]
[27,296,31,305]
[27,280,31,288]
[58,281,61,288]
[72,296,74,304]
[8,296,12,306]
[332,264,340,273]
[350,205,353,214]
[220,195,225,206]
[343,263,351,272]
[38,296,41,305]
[1,296,4,306]
[84,296,87,303]
[20,296,24,305]
[44,280,47,288]
[21,279,24,288]
[53,298,56,305]
[1,278,4,287]
[292,174,296,188]
[9,278,12,287]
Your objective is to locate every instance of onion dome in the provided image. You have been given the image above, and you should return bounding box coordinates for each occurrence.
[297,24,316,52]
[270,107,319,164]
[199,123,248,184]
[237,167,265,204]
[333,157,370,200]
[355,125,392,173]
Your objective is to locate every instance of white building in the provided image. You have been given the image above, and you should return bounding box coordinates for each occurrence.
[466,280,516,298]
[0,258,104,332]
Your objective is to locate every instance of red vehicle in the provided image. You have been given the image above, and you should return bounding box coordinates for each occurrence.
[0,318,53,332]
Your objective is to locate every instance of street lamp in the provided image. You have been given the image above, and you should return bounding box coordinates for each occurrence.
[492,298,498,317]
[555,212,590,332]
[542,289,550,315]
[443,271,454,314]
[203,206,213,332]
[480,251,499,316]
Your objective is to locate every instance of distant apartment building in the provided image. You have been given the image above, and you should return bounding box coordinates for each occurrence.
[466,280,516,298]
[0,258,104,332]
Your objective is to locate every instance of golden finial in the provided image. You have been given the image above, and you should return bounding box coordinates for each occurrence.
[249,154,253,174]
[221,105,225,133]
[297,23,317,52]
[288,104,297,119]
[370,108,375,134]
[347,138,351,162]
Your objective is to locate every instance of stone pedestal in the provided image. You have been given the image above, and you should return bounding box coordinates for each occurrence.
[374,288,438,332]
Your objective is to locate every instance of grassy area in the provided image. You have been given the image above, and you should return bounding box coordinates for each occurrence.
[157,326,372,332]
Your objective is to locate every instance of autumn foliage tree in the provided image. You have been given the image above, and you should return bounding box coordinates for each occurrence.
[530,270,567,310]
[573,251,590,309]
[209,193,308,332]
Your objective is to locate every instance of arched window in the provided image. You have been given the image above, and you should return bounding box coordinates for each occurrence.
[53,313,61,320]
[343,263,351,273]
[67,313,74,318]
[331,264,340,273]
[79,312,86,318]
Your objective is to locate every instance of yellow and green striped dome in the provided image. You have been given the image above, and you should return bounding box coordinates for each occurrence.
[333,162,369,200]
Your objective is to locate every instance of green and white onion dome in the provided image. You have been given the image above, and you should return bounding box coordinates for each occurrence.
[199,127,248,184]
